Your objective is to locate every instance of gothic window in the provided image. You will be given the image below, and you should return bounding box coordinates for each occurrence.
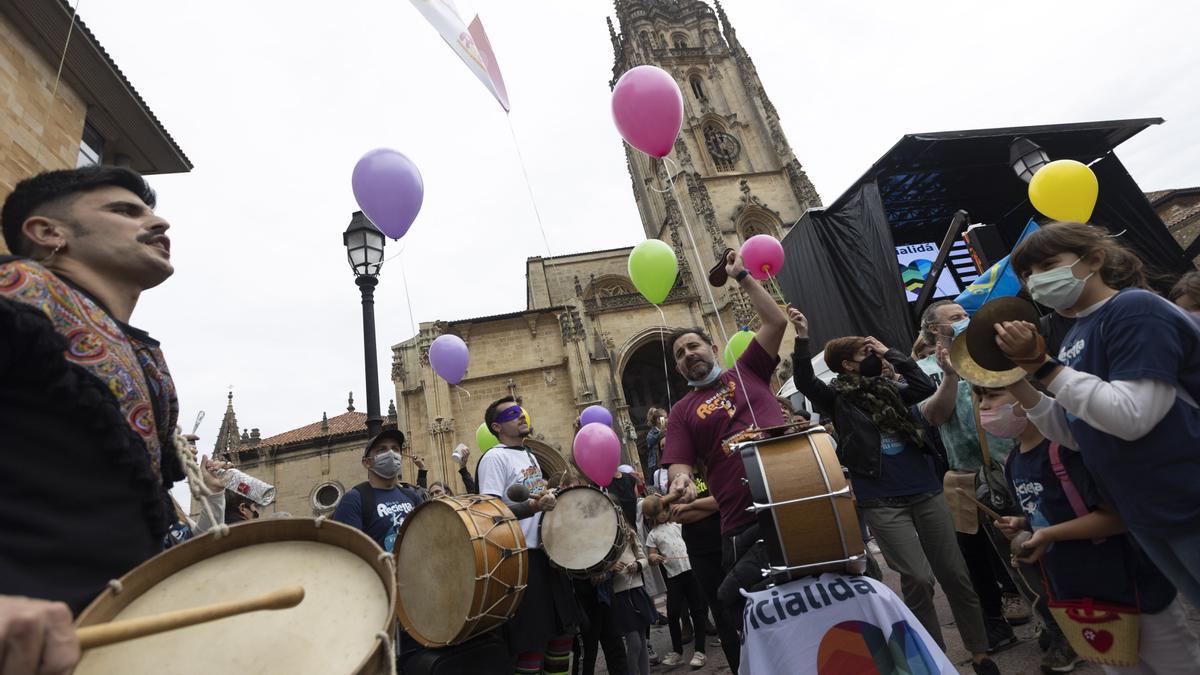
[672,33,689,49]
[704,124,741,172]
[741,219,774,239]
[689,75,706,101]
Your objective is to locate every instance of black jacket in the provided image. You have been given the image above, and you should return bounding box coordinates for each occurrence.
[791,337,936,478]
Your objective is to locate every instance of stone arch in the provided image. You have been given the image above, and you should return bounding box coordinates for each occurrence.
[687,71,706,100]
[614,326,690,432]
[671,31,690,49]
[583,273,636,300]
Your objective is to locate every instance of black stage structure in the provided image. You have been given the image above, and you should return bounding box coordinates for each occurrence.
[777,118,1194,353]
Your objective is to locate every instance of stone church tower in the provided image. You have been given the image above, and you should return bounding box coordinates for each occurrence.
[609,0,820,327]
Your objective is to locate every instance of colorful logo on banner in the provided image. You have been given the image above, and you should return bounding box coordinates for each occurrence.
[896,242,961,301]
[817,620,939,674]
[409,0,510,111]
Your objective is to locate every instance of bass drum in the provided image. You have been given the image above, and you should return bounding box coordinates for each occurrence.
[539,486,626,578]
[74,518,396,675]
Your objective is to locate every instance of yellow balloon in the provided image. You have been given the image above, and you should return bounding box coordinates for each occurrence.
[523,409,532,429]
[1028,159,1099,223]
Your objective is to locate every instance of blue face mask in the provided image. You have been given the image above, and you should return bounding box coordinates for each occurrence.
[687,363,723,388]
[951,318,970,337]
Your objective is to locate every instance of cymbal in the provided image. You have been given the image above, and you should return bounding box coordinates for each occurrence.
[950,333,1026,387]
[964,297,1040,372]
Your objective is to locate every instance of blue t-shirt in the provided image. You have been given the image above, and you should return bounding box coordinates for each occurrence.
[332,484,423,552]
[1056,289,1200,536]
[850,432,941,505]
[1006,439,1175,612]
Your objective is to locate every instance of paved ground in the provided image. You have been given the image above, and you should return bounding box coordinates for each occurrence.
[592,550,1200,674]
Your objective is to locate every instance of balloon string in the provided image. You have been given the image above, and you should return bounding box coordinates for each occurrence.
[654,304,673,412]
[661,156,761,431]
[455,384,472,398]
[396,245,418,338]
[40,0,82,166]
[506,112,554,258]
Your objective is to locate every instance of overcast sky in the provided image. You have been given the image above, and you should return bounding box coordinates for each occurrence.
[76,0,1199,503]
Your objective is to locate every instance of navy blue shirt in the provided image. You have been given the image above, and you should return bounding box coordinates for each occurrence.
[332,484,423,552]
[1057,289,1200,536]
[850,431,941,505]
[1006,439,1175,612]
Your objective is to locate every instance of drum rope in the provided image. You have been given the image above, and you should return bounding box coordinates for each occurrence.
[106,579,124,595]
[170,426,228,539]
[375,631,397,675]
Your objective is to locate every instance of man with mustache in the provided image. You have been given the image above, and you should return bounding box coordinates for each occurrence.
[1,166,185,674]
[660,250,788,673]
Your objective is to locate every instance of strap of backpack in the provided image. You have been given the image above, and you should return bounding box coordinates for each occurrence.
[352,481,375,531]
[1048,443,1104,544]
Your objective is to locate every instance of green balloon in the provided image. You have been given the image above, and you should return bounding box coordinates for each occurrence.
[724,329,756,368]
[628,239,678,305]
[476,423,500,453]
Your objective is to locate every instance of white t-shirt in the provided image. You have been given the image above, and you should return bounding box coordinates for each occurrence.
[739,573,955,675]
[645,522,691,578]
[477,445,548,549]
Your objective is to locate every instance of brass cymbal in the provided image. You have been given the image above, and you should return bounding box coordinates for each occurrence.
[950,333,1026,387]
[964,297,1040,372]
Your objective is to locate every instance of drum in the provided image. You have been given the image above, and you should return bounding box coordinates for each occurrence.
[74,518,396,675]
[539,486,627,578]
[737,426,865,581]
[394,495,527,647]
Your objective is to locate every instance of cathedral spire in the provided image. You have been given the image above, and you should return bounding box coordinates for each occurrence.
[213,390,241,458]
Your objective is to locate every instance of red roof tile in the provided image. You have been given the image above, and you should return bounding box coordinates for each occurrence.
[235,411,369,452]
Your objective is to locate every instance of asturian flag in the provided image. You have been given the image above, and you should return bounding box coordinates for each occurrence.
[955,219,1040,315]
[409,0,510,112]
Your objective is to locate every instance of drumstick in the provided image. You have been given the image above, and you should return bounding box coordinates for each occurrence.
[77,585,305,650]
[954,488,1004,522]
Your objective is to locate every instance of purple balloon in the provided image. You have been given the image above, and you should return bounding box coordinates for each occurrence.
[351,148,424,239]
[429,334,468,385]
[579,405,613,428]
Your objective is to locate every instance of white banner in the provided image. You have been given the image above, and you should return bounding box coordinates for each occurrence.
[408,0,510,111]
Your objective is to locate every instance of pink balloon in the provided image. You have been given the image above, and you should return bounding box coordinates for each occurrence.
[574,423,621,488]
[741,234,785,281]
[611,65,683,158]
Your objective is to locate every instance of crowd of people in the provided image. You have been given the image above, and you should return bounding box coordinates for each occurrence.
[2,164,1199,675]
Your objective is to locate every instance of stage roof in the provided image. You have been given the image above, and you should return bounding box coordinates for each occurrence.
[831,117,1164,245]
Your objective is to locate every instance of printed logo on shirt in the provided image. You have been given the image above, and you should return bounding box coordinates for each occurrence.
[380,500,416,553]
[1012,477,1051,530]
[518,465,547,496]
[696,380,738,421]
[817,620,939,674]
[742,576,878,631]
[879,433,905,457]
[1059,338,1086,365]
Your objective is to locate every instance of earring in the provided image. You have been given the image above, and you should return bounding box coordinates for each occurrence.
[38,244,63,265]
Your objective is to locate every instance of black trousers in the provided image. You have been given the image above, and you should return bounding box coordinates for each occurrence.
[957,527,1005,618]
[572,580,627,675]
[665,570,707,655]
[687,547,741,670]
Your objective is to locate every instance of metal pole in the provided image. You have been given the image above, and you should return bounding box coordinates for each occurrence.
[357,275,383,438]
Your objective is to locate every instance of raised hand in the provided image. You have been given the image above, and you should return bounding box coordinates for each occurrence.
[786,305,809,339]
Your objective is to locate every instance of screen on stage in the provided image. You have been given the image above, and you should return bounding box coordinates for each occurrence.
[895,242,965,302]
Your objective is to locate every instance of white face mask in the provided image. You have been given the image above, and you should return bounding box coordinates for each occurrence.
[1026,257,1093,311]
[371,450,403,479]
[687,363,723,388]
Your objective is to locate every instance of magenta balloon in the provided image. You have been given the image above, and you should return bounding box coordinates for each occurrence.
[574,423,621,488]
[351,148,424,239]
[579,405,613,428]
[740,234,785,281]
[611,65,684,158]
[428,334,469,385]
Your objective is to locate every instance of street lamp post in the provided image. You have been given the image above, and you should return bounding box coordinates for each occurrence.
[343,211,386,438]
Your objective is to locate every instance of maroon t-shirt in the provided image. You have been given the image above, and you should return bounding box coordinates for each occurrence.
[662,338,784,534]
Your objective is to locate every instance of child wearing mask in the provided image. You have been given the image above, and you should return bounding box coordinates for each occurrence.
[995,222,1200,607]
[978,383,1200,672]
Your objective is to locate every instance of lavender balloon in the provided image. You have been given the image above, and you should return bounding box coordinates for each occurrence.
[429,334,469,385]
[579,405,613,428]
[351,148,424,239]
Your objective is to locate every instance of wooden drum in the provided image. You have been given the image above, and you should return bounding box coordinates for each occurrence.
[737,426,865,581]
[74,518,396,675]
[394,495,527,647]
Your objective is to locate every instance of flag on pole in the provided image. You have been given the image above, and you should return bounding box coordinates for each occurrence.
[409,0,510,112]
[955,219,1040,315]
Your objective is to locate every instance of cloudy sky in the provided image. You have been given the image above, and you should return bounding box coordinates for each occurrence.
[76,0,1199,500]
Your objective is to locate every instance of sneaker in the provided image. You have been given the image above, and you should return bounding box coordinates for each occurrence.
[986,617,1018,653]
[867,539,881,554]
[648,643,660,665]
[1041,638,1081,673]
[971,657,1000,675]
[1002,593,1033,625]
[661,652,684,666]
[689,652,707,669]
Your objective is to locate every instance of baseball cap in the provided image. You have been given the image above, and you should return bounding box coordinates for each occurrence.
[364,429,406,457]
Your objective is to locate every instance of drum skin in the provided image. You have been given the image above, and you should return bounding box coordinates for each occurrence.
[740,429,864,580]
[74,518,396,675]
[394,495,527,647]
[539,486,626,578]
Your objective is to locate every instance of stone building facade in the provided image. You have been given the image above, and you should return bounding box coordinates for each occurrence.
[1,0,190,253]
[1146,187,1200,269]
